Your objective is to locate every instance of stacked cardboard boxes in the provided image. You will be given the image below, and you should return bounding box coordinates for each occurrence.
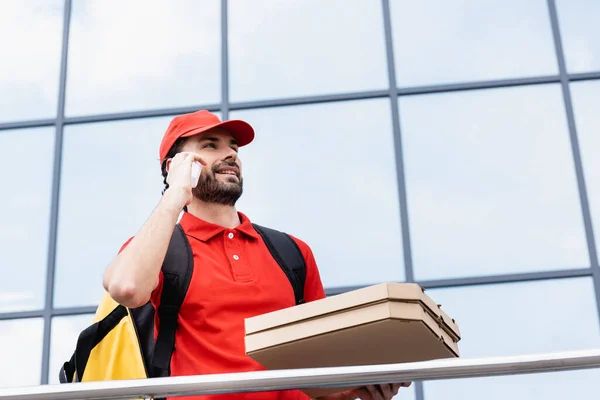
[245,283,461,398]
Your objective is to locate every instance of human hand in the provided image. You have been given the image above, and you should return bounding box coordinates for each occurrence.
[163,152,207,210]
[316,382,412,400]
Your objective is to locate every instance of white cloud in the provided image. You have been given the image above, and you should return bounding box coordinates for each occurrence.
[399,84,589,280]
[64,0,221,116]
[228,0,388,101]
[0,291,35,310]
[0,319,44,388]
[571,81,600,261]
[389,0,559,86]
[0,0,62,122]
[233,98,405,289]
[53,117,168,308]
[424,278,600,399]
[555,0,600,73]
[0,127,54,313]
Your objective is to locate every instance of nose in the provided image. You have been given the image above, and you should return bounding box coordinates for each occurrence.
[222,147,238,163]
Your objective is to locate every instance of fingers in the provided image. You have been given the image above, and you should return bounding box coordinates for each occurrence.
[357,383,411,400]
[173,152,207,166]
[377,384,394,399]
[185,152,208,165]
[364,385,384,400]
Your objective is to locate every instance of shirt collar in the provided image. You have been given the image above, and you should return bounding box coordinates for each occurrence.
[179,211,260,242]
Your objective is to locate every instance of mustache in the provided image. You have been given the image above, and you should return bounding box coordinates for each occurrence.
[211,161,240,176]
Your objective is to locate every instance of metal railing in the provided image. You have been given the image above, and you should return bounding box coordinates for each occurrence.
[1,349,599,400]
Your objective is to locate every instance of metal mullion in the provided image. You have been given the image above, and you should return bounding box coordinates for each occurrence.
[8,71,598,133]
[0,119,56,132]
[50,306,98,317]
[229,89,390,111]
[63,104,222,125]
[381,1,421,399]
[568,71,600,82]
[381,0,414,284]
[547,0,600,325]
[221,0,229,120]
[5,75,599,135]
[40,0,72,385]
[324,267,593,296]
[0,310,45,321]
[397,75,560,96]
[419,268,593,290]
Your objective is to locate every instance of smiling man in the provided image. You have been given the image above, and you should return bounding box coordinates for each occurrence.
[102,110,410,400]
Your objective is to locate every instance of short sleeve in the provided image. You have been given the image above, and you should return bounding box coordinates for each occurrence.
[290,235,326,303]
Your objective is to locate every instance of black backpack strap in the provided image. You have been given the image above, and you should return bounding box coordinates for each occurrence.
[252,224,306,305]
[59,305,128,383]
[150,223,194,375]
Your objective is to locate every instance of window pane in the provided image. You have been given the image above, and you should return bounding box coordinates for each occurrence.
[49,314,93,384]
[0,318,44,387]
[232,99,404,289]
[0,0,62,123]
[423,278,600,400]
[229,0,388,102]
[0,128,54,312]
[556,0,600,73]
[390,0,558,87]
[65,0,220,117]
[400,84,588,281]
[571,80,600,261]
[54,117,170,307]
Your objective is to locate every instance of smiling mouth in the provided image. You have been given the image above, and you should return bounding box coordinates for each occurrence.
[215,169,239,180]
[217,170,237,176]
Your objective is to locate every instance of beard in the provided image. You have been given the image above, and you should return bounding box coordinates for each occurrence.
[192,161,243,206]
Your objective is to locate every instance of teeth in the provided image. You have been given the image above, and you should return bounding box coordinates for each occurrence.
[218,171,236,175]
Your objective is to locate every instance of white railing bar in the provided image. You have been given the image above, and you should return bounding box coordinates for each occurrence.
[1,349,599,400]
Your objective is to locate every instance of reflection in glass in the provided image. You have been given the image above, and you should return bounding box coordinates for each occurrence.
[49,314,94,384]
[389,0,558,87]
[65,0,220,116]
[400,84,588,280]
[0,0,62,123]
[232,99,404,288]
[571,80,600,260]
[555,0,600,73]
[0,318,44,387]
[229,0,388,102]
[423,278,600,399]
[54,117,171,307]
[0,128,54,312]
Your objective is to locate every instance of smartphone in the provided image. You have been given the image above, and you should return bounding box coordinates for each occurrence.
[191,161,201,188]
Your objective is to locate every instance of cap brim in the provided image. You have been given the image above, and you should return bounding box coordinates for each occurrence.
[181,119,254,147]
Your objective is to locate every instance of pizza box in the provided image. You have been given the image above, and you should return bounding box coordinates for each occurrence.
[245,283,461,398]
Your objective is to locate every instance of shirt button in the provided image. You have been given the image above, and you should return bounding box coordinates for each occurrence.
[228,232,234,239]
[233,254,239,260]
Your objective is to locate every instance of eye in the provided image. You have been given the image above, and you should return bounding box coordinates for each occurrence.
[202,143,216,149]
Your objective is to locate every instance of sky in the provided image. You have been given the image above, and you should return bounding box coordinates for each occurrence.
[1,0,600,398]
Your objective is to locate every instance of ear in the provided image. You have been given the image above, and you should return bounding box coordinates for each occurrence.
[165,158,172,173]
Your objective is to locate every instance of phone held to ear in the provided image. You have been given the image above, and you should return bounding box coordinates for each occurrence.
[191,161,201,188]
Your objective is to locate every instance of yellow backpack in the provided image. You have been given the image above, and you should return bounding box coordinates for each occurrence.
[58,223,307,385]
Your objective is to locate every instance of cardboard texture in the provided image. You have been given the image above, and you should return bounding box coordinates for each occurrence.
[245,283,461,398]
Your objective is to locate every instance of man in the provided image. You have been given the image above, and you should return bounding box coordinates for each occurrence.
[102,110,410,400]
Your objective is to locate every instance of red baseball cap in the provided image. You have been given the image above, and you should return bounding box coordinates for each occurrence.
[159,110,255,161]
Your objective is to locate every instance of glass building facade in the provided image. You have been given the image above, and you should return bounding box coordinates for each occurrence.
[1,0,599,398]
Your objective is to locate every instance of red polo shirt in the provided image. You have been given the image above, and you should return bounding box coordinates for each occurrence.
[120,211,326,400]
